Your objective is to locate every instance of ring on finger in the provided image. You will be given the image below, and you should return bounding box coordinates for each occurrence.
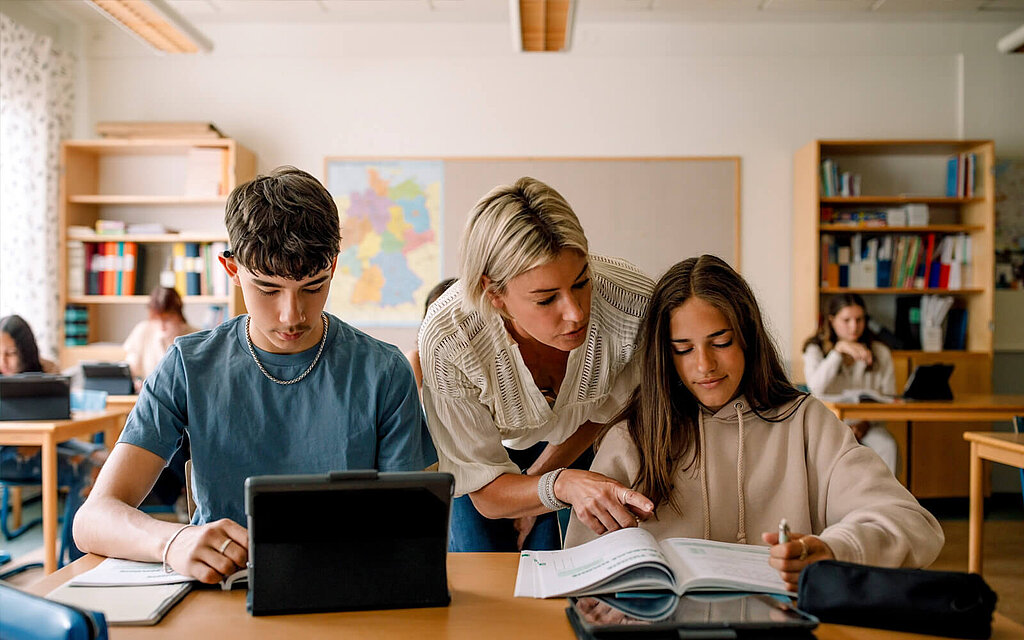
[797,537,809,561]
[620,489,629,504]
[218,539,231,554]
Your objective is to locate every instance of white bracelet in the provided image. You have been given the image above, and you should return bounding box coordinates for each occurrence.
[162,524,193,573]
[538,467,571,511]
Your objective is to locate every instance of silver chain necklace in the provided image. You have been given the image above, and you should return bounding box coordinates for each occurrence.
[245,312,329,385]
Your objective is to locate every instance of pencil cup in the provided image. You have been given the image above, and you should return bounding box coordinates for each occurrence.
[921,323,943,352]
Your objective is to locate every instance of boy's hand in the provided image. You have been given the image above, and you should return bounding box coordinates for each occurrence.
[761,530,834,592]
[165,518,249,583]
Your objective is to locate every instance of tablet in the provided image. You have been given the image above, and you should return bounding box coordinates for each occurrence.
[567,593,819,639]
[82,361,135,396]
[902,363,954,401]
[0,373,71,421]
[245,470,453,616]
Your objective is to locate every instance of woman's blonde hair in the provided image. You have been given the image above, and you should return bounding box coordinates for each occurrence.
[459,177,588,315]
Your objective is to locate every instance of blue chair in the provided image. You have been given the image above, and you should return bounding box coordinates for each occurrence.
[0,479,80,579]
[1,483,43,539]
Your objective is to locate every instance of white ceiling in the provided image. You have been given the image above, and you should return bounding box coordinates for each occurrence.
[28,0,1024,26]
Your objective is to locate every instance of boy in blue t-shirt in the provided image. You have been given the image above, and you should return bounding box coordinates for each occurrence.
[73,167,437,584]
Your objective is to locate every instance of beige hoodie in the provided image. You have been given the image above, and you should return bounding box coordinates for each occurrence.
[564,394,944,569]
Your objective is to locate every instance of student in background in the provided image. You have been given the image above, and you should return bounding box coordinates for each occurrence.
[564,256,942,591]
[802,293,898,473]
[419,177,655,553]
[1,314,60,375]
[123,287,198,391]
[405,277,457,390]
[74,167,436,584]
[0,314,102,565]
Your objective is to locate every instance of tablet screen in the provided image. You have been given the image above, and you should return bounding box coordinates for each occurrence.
[569,593,818,636]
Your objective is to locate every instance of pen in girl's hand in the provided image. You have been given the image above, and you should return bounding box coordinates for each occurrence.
[778,518,790,544]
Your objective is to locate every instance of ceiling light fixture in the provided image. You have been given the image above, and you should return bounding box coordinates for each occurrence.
[511,0,576,52]
[84,0,213,54]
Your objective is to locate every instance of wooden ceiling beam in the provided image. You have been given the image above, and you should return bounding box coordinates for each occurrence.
[517,0,574,52]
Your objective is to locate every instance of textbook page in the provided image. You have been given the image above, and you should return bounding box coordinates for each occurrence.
[659,538,789,596]
[69,558,193,586]
[514,527,674,598]
[69,557,247,591]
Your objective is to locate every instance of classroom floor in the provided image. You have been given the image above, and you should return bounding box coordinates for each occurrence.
[2,493,1022,625]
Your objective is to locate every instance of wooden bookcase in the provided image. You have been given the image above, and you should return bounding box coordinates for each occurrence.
[58,138,257,367]
[792,139,995,498]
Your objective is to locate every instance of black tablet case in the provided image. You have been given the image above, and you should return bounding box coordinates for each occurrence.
[245,470,453,616]
[0,373,71,421]
[902,363,955,400]
[82,362,134,395]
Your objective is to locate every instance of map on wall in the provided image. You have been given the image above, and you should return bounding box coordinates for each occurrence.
[326,160,443,326]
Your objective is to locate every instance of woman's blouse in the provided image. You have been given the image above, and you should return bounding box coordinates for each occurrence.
[419,255,653,495]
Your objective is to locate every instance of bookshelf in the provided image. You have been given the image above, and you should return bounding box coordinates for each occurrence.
[58,138,257,367]
[793,139,995,498]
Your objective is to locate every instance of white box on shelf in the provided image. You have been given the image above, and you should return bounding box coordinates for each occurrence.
[905,204,929,227]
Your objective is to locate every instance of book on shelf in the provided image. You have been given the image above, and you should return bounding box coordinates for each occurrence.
[185,242,202,296]
[96,121,224,139]
[67,241,86,297]
[125,222,171,235]
[513,527,789,599]
[819,159,861,197]
[946,153,978,198]
[820,232,972,291]
[95,219,126,235]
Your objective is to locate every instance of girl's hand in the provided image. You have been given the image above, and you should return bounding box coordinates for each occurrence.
[555,469,654,536]
[514,515,537,550]
[834,340,873,365]
[761,530,834,592]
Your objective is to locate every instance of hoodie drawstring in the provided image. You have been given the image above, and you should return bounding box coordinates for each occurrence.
[698,410,711,541]
[735,401,747,545]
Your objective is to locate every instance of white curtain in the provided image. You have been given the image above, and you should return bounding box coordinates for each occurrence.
[0,13,75,359]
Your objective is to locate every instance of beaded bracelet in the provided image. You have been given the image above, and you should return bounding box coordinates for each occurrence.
[537,467,571,511]
[162,524,194,573]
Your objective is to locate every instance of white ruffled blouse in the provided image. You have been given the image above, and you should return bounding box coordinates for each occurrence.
[418,255,654,496]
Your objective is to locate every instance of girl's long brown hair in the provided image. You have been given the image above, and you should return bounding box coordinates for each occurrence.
[614,255,804,511]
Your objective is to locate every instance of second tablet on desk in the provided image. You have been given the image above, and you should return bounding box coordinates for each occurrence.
[245,470,454,616]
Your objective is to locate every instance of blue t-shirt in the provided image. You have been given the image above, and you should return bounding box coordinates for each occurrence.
[119,313,437,526]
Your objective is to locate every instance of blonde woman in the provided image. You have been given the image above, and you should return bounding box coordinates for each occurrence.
[419,177,655,551]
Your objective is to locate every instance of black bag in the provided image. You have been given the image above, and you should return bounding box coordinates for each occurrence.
[797,560,997,639]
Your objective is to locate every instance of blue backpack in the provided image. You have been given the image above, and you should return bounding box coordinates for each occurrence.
[0,582,108,640]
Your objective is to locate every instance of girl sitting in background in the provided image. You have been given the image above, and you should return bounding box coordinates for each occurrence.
[123,287,197,391]
[802,293,898,473]
[0,314,104,565]
[564,256,942,591]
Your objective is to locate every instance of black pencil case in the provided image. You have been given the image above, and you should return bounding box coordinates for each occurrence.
[797,560,997,639]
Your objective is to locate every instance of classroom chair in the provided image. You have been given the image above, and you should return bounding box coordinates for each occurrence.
[0,480,78,579]
[1,483,41,539]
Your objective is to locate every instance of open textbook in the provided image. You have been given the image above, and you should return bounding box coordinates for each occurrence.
[68,557,248,591]
[818,388,894,404]
[514,527,790,599]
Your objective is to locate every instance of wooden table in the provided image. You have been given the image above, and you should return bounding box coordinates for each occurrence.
[105,395,138,416]
[0,409,128,573]
[823,394,1024,423]
[963,431,1024,575]
[823,394,1024,493]
[25,554,1024,639]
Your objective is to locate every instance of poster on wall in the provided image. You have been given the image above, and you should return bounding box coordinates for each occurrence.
[325,159,443,326]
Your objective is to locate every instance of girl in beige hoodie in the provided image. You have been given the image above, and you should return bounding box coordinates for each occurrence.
[564,255,943,591]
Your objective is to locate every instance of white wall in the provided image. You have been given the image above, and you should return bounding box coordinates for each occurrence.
[79,19,1024,357]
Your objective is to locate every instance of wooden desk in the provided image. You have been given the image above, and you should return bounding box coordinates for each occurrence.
[0,409,128,573]
[823,394,1024,423]
[25,554,1024,639]
[105,395,138,416]
[963,432,1024,575]
[823,394,1024,495]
